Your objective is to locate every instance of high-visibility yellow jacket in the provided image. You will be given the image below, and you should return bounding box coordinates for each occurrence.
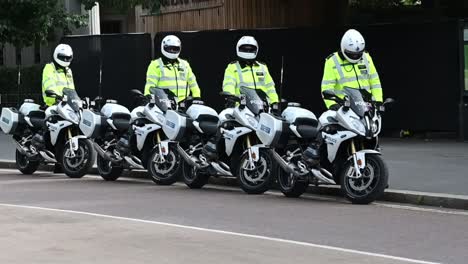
[42,63,75,106]
[321,52,383,108]
[144,58,200,101]
[222,61,279,104]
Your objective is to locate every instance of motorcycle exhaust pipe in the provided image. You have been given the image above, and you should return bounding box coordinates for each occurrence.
[210,162,232,176]
[39,150,57,163]
[175,144,201,169]
[14,140,28,155]
[268,149,300,176]
[311,168,336,185]
[124,156,144,170]
[92,142,116,162]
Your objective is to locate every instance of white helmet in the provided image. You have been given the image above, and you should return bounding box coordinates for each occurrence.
[340,29,366,63]
[237,36,258,60]
[161,35,181,60]
[53,44,73,67]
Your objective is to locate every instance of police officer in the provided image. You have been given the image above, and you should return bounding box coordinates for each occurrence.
[302,29,384,166]
[321,29,383,109]
[144,35,200,101]
[203,36,279,160]
[42,44,75,106]
[39,43,75,173]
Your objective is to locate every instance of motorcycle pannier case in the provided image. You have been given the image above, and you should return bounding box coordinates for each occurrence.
[0,108,22,134]
[163,110,187,141]
[257,113,288,147]
[80,109,106,138]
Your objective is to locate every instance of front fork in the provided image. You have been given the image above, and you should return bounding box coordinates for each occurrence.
[67,128,76,158]
[246,135,261,170]
[350,139,366,178]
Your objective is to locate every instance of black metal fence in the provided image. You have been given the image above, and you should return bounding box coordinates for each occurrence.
[4,21,462,138]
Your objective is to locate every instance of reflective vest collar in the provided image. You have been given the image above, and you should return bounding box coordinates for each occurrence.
[156,58,188,80]
[235,61,265,87]
[49,63,70,87]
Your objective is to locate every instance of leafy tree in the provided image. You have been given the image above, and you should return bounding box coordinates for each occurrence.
[81,0,163,13]
[0,0,88,48]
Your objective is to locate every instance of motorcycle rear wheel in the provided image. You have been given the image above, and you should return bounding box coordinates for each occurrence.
[277,168,308,198]
[97,155,123,181]
[15,150,40,175]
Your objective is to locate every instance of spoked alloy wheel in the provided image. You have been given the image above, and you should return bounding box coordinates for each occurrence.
[340,154,388,204]
[237,149,275,194]
[147,145,181,185]
[62,139,96,178]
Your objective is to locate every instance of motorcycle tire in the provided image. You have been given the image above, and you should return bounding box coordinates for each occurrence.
[237,149,276,195]
[277,167,308,198]
[15,149,40,175]
[97,155,123,181]
[182,161,210,189]
[340,154,388,204]
[147,145,181,185]
[62,139,96,178]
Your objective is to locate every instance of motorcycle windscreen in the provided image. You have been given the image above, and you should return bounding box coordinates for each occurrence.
[239,87,266,115]
[62,88,81,112]
[343,88,372,117]
[150,88,173,112]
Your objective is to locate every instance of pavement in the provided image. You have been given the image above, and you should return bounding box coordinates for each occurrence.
[1,169,467,264]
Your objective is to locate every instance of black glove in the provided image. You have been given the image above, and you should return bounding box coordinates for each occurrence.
[271,103,280,115]
[329,104,340,111]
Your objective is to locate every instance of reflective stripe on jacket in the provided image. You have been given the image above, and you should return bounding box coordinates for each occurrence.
[42,63,75,106]
[321,52,382,108]
[144,58,200,101]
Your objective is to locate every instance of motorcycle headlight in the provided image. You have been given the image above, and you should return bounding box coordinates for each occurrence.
[68,111,80,124]
[371,122,378,133]
[351,119,366,135]
[246,115,258,128]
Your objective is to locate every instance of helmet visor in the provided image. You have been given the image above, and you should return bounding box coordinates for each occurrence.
[239,44,257,54]
[164,45,181,54]
[58,54,73,62]
[344,50,363,61]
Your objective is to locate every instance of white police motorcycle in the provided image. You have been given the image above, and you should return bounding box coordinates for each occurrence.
[180,87,279,194]
[0,88,95,178]
[79,88,180,184]
[274,88,394,204]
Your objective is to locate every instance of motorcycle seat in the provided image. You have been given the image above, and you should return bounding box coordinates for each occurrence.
[28,111,45,128]
[197,114,219,135]
[293,118,319,139]
[111,113,131,131]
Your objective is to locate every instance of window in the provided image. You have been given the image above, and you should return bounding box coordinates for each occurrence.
[15,47,22,65]
[34,41,41,64]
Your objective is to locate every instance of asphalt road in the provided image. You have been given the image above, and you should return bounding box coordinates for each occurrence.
[0,169,467,264]
[2,134,468,195]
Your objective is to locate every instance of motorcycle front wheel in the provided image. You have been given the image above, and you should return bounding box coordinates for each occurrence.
[340,154,388,204]
[147,145,181,185]
[61,139,96,178]
[237,149,275,195]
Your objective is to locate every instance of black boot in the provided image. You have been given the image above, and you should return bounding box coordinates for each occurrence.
[202,141,218,161]
[302,144,320,167]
